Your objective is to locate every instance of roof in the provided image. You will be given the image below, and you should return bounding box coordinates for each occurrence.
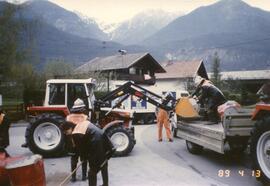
[212,70,270,80]
[46,78,96,84]
[156,60,208,79]
[75,52,166,73]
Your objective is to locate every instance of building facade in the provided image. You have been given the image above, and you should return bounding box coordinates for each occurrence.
[75,52,165,88]
[155,60,208,94]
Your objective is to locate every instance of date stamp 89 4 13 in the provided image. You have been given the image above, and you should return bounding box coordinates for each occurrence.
[218,169,261,178]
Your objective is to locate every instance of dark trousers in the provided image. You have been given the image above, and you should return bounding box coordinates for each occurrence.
[71,154,87,180]
[88,162,108,186]
[207,108,220,122]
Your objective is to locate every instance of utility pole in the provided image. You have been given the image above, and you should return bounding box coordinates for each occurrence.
[107,71,110,92]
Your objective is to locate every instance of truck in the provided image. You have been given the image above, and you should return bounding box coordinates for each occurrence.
[23,78,136,157]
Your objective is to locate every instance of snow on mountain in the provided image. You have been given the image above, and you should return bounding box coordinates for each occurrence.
[24,0,108,41]
[74,11,97,25]
[109,9,183,45]
[95,20,121,34]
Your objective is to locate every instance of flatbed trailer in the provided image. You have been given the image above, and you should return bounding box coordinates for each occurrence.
[176,109,254,154]
[175,104,270,184]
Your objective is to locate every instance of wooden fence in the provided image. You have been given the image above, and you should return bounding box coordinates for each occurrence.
[2,104,25,122]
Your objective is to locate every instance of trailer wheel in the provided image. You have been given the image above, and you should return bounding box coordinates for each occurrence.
[106,126,135,157]
[26,113,65,157]
[186,140,203,154]
[229,143,247,155]
[251,116,270,184]
[228,137,248,154]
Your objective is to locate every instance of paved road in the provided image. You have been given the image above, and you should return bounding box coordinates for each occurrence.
[6,124,262,186]
[142,125,261,186]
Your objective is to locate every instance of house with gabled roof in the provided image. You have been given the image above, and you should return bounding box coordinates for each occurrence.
[154,60,208,92]
[74,52,165,86]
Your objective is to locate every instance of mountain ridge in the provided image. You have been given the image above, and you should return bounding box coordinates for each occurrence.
[23,0,108,41]
[0,1,142,68]
[109,9,182,45]
[142,0,270,71]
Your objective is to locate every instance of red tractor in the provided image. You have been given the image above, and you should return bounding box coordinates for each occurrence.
[23,78,135,157]
[250,82,270,183]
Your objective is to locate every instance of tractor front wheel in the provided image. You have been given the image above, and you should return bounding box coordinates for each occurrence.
[106,126,135,157]
[25,113,65,157]
[251,116,270,184]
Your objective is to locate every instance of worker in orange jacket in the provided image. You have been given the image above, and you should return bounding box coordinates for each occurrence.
[157,108,173,142]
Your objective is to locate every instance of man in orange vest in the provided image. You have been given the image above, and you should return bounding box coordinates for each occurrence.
[157,108,173,142]
[63,99,115,186]
[65,99,88,182]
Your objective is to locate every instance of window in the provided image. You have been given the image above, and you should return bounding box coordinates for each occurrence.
[136,68,142,75]
[87,83,96,109]
[129,67,136,75]
[67,84,88,109]
[49,84,65,105]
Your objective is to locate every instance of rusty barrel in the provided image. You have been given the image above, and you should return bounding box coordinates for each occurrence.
[0,157,8,186]
[0,153,23,185]
[5,154,46,186]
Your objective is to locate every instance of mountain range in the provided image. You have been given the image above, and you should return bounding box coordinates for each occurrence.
[0,0,144,68]
[2,0,270,71]
[109,10,182,45]
[143,0,270,70]
[23,0,108,41]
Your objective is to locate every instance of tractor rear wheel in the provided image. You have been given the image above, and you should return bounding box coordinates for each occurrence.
[251,116,270,184]
[106,126,135,157]
[25,113,65,157]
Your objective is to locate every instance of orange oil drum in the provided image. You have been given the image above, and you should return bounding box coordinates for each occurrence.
[0,157,9,186]
[0,153,23,186]
[5,155,46,186]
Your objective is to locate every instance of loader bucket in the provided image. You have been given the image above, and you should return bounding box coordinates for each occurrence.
[175,97,199,118]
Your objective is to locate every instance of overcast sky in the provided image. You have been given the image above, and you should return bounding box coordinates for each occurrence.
[6,0,270,23]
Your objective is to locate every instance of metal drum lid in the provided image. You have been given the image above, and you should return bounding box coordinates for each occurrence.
[5,155,42,169]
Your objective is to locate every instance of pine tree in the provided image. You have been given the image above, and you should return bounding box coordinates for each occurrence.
[211,52,221,87]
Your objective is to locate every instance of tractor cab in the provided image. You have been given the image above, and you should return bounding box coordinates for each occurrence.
[45,78,96,112]
[27,78,97,118]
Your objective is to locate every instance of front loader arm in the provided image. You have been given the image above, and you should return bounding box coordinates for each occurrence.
[97,81,176,111]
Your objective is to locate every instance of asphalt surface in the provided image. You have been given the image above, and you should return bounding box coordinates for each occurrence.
[6,124,262,186]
